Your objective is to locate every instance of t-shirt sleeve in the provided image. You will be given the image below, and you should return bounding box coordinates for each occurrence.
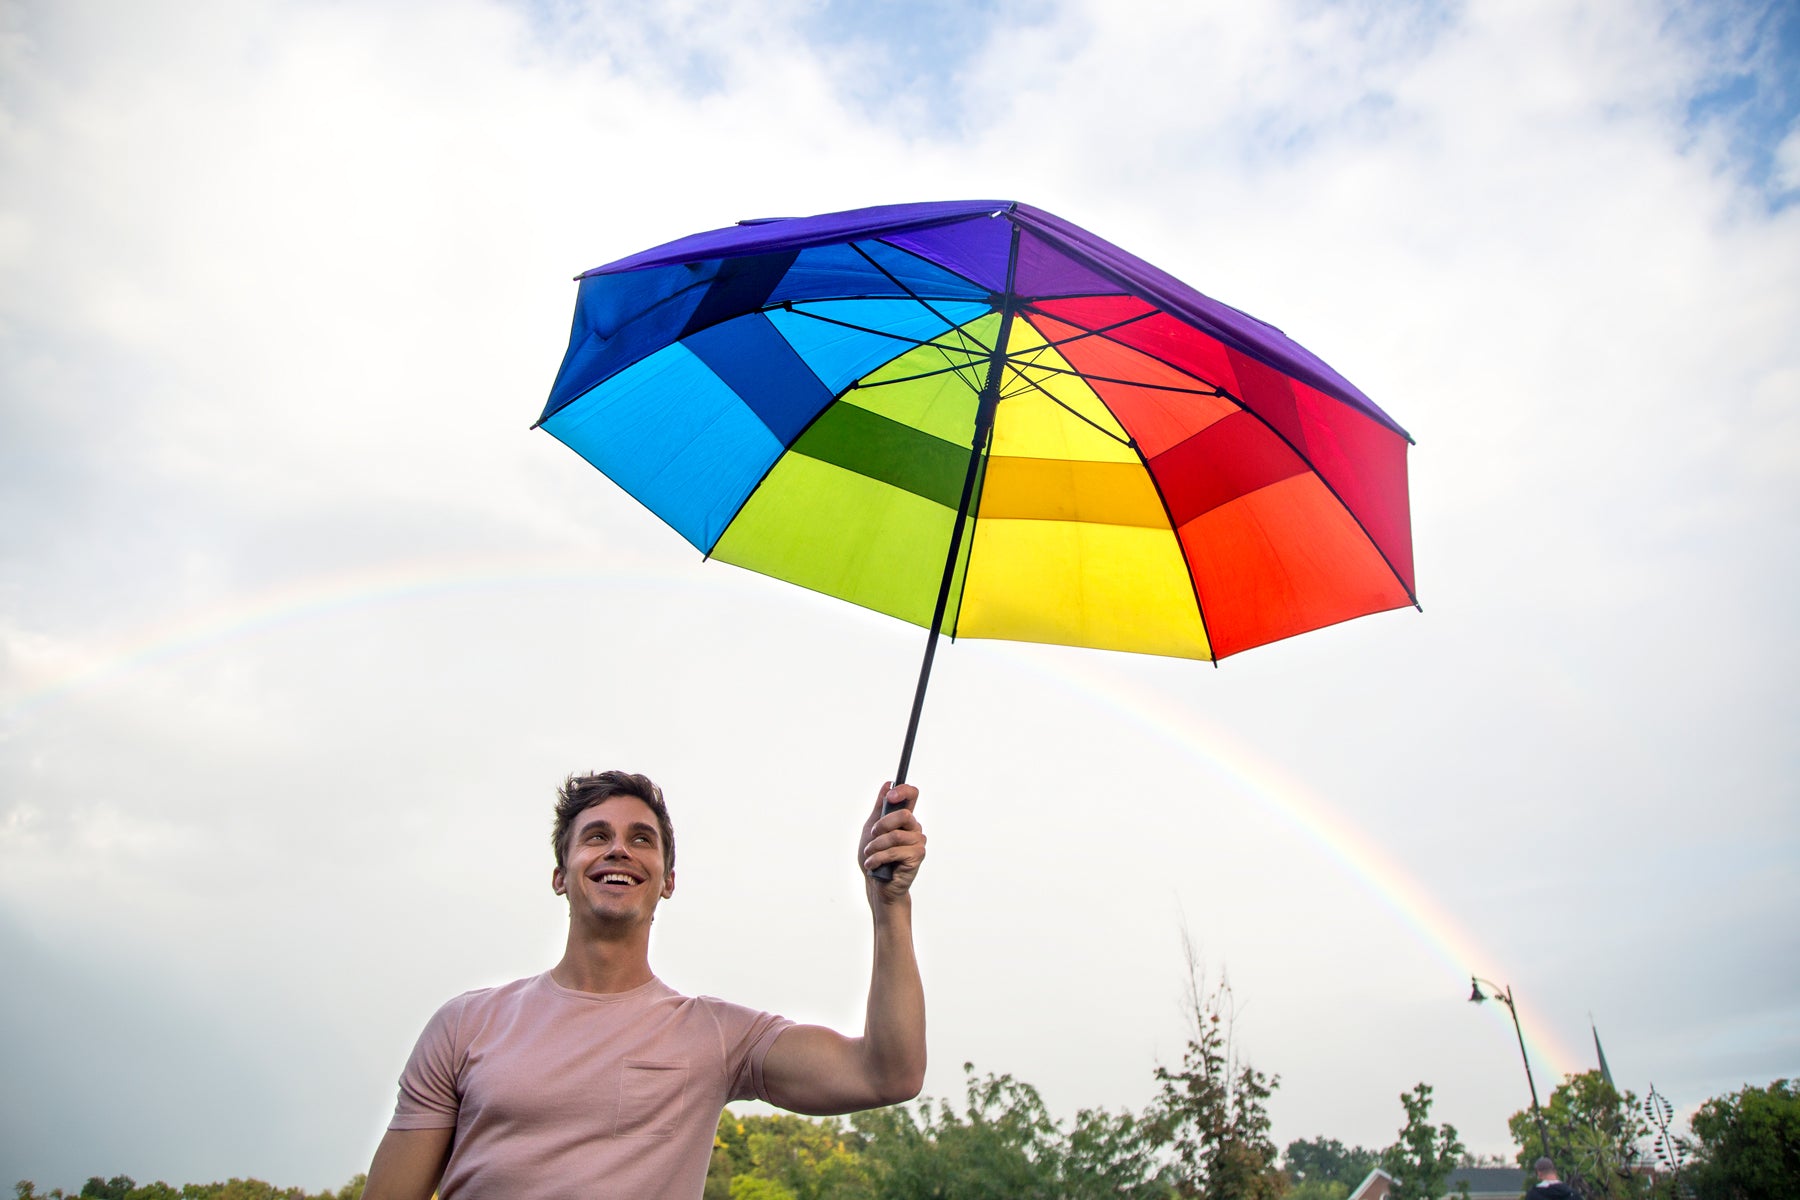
[389,993,468,1130]
[707,998,795,1104]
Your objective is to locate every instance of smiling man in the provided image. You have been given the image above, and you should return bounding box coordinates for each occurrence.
[362,770,927,1200]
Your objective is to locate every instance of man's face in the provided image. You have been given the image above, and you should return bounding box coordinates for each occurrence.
[552,794,676,925]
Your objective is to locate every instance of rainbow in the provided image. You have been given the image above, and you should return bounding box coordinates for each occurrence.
[986,641,1586,1084]
[5,554,1583,1086]
[0,552,686,722]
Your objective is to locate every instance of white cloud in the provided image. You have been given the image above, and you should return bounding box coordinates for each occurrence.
[2,0,1796,1188]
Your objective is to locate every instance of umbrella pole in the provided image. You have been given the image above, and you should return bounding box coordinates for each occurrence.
[874,302,1017,875]
[891,401,992,784]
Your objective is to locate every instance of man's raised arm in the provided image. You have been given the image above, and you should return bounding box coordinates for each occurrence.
[761,781,927,1115]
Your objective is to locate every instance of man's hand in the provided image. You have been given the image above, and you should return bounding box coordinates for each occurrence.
[762,780,927,1115]
[861,781,925,903]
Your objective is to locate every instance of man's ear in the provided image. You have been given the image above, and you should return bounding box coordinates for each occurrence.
[552,865,567,896]
[661,868,676,900]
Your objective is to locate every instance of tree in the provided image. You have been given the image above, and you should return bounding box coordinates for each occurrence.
[854,1063,1068,1198]
[728,1181,797,1200]
[1284,1136,1377,1196]
[1509,1071,1649,1200]
[18,1182,361,1200]
[1062,1105,1171,1200]
[706,1112,873,1200]
[1685,1079,1800,1200]
[1380,1083,1467,1200]
[1140,950,1284,1200]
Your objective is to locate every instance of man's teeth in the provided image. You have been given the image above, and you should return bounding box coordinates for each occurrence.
[600,873,635,885]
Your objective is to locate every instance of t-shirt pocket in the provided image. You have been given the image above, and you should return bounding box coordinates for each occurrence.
[615,1058,689,1138]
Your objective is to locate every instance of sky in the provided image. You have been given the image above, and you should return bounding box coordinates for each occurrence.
[1,0,1797,1189]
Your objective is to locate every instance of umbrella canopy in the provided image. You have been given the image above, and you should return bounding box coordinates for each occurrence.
[539,199,1415,673]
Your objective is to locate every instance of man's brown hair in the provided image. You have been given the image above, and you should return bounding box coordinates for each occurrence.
[552,771,675,874]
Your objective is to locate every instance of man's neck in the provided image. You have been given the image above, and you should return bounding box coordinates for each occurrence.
[550,923,656,994]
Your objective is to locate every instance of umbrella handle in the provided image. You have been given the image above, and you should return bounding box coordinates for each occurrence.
[870,651,929,884]
[869,791,904,884]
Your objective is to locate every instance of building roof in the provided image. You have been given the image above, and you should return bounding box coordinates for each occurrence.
[1348,1165,1531,1200]
[1449,1165,1531,1198]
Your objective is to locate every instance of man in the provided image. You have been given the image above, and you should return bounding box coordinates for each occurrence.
[363,771,926,1199]
[1526,1156,1575,1200]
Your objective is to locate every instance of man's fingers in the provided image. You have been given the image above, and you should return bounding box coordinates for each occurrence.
[862,813,921,856]
[863,825,924,853]
[864,840,926,874]
[875,782,918,814]
[863,780,924,886]
[862,827,926,871]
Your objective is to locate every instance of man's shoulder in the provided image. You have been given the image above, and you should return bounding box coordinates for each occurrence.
[428,973,548,1021]
[685,990,778,1019]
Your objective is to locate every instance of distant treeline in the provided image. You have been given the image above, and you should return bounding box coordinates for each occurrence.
[25,1073,1799,1200]
[17,983,1795,1200]
[12,1181,363,1200]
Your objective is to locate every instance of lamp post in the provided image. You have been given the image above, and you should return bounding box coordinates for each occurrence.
[1469,976,1551,1158]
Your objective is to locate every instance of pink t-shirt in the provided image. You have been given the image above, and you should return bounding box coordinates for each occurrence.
[390,973,793,1198]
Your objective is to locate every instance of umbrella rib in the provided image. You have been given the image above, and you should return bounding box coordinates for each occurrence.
[779,239,1004,399]
[993,359,1135,448]
[1017,306,1233,397]
[850,360,984,390]
[1009,315,1223,661]
[1004,360,1227,398]
[1125,412,1221,667]
[845,239,1024,398]
[849,241,987,346]
[929,323,1000,396]
[1026,309,1422,612]
[774,301,993,355]
[1019,304,1160,351]
[880,325,993,397]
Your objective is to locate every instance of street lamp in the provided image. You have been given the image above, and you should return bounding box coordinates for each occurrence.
[1469,976,1550,1158]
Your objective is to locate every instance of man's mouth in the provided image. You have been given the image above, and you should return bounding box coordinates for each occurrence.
[595,872,639,887]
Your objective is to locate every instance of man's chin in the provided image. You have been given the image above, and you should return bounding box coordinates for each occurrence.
[581,899,654,925]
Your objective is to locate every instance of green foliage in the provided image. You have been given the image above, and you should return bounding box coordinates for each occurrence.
[13,1179,362,1200]
[1284,1136,1377,1190]
[1686,1078,1800,1200]
[1509,1071,1650,1200]
[1062,1105,1172,1200]
[1284,1182,1349,1200]
[841,1062,1172,1199]
[1141,968,1284,1200]
[854,1064,1070,1198]
[1379,1083,1467,1200]
[20,1067,1800,1200]
[706,1111,873,1200]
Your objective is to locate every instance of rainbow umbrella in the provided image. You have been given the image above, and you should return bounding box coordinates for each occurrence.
[538,200,1417,792]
